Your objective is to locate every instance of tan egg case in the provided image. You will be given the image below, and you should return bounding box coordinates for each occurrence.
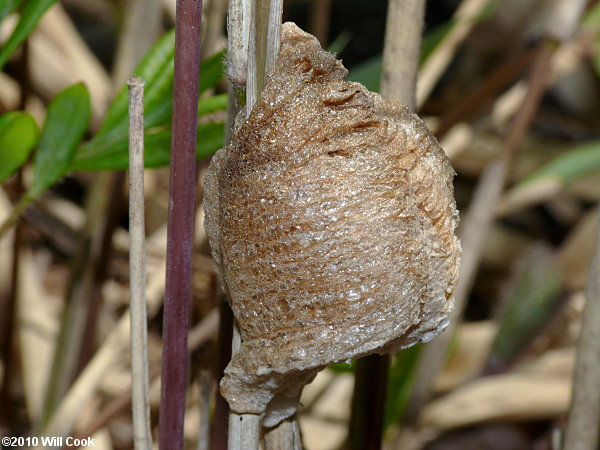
[204,22,460,426]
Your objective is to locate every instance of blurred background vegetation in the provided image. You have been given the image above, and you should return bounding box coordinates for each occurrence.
[0,0,599,449]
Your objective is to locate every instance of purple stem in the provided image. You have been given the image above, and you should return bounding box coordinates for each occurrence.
[159,1,203,449]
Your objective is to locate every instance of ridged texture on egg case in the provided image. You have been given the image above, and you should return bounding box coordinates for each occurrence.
[204,22,460,424]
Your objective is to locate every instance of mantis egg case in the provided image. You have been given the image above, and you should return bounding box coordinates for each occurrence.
[204,22,460,426]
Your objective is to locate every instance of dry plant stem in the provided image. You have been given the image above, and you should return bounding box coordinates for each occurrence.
[227,0,251,86]
[113,0,162,88]
[309,0,331,45]
[228,323,261,450]
[159,0,203,448]
[380,0,424,110]
[213,14,245,444]
[128,76,152,450]
[563,211,600,449]
[265,0,284,74]
[227,0,287,448]
[197,370,212,450]
[253,0,270,96]
[404,41,556,423]
[349,1,423,447]
[245,0,283,113]
[263,417,302,450]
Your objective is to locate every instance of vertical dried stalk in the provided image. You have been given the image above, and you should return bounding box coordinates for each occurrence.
[564,210,600,449]
[308,0,331,45]
[225,1,257,447]
[263,418,303,450]
[197,369,213,450]
[227,0,251,87]
[226,1,285,449]
[348,1,424,448]
[245,0,282,113]
[228,324,261,450]
[159,0,203,448]
[128,76,152,450]
[380,0,424,110]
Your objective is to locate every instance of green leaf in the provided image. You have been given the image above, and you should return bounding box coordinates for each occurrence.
[327,30,352,55]
[520,141,600,186]
[71,122,224,171]
[421,21,454,64]
[328,360,356,373]
[84,28,225,165]
[198,93,228,116]
[487,248,562,371]
[384,345,421,432]
[94,29,176,143]
[0,0,24,22]
[584,2,600,76]
[30,83,90,195]
[0,112,38,182]
[0,0,57,69]
[199,50,226,94]
[196,121,225,159]
[71,127,171,171]
[346,20,455,93]
[348,55,382,92]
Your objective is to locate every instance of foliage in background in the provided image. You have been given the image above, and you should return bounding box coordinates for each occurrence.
[0,11,226,235]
